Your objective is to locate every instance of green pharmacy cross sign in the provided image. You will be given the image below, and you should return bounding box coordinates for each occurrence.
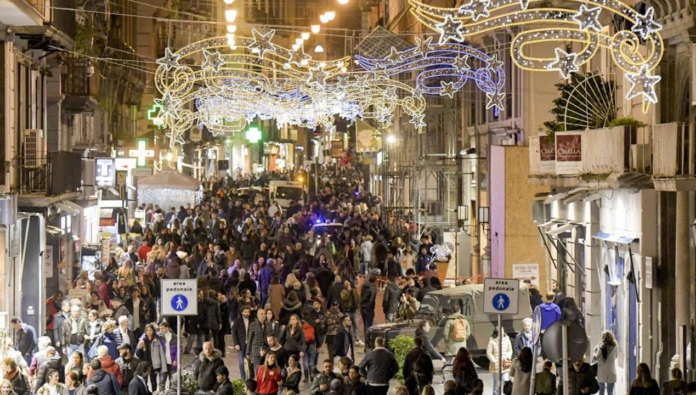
[147,104,164,128]
[246,127,262,143]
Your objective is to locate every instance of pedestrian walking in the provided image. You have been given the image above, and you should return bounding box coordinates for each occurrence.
[487,328,512,395]
[358,336,399,395]
[452,347,478,394]
[510,347,533,395]
[593,331,618,395]
[629,363,660,395]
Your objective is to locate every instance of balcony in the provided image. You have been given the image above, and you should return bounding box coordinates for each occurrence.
[19,151,82,196]
[652,123,696,191]
[0,0,46,27]
[529,125,653,189]
[62,58,99,112]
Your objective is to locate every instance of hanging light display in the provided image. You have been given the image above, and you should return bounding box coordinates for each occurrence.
[408,0,664,112]
[154,29,427,147]
[356,41,507,113]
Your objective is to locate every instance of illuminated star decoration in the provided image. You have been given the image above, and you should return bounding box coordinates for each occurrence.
[155,91,181,120]
[385,47,404,64]
[414,36,433,58]
[486,90,506,111]
[307,68,328,86]
[631,7,661,40]
[434,15,465,45]
[486,53,504,70]
[440,81,459,98]
[157,48,180,71]
[287,45,312,67]
[165,130,186,146]
[409,113,426,128]
[546,48,579,79]
[248,29,277,57]
[458,0,490,21]
[625,64,661,104]
[355,74,369,88]
[453,55,470,72]
[519,0,530,11]
[202,50,225,72]
[571,5,603,32]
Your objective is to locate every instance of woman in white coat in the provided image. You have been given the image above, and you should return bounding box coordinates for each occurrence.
[487,328,513,395]
[510,347,533,395]
[593,331,619,395]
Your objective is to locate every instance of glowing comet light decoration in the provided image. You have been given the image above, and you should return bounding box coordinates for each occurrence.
[356,41,506,114]
[154,29,427,147]
[408,0,664,113]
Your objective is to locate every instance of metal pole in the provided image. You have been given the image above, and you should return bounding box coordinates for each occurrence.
[177,315,181,395]
[529,337,538,395]
[498,314,503,395]
[562,323,569,395]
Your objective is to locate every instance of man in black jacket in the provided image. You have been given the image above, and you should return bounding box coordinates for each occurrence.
[325,276,344,312]
[11,317,37,365]
[86,359,120,395]
[359,274,377,338]
[403,337,434,395]
[358,336,399,395]
[128,362,151,395]
[214,366,234,395]
[193,342,225,393]
[232,305,251,380]
[333,315,354,362]
[116,343,141,393]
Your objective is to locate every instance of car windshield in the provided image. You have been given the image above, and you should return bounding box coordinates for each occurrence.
[276,186,303,200]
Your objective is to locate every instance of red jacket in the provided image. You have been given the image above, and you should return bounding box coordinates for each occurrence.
[255,365,282,394]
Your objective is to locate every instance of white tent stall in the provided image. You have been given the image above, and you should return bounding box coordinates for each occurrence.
[136,171,200,209]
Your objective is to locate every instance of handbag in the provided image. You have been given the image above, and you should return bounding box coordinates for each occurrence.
[503,359,512,369]
[503,380,513,395]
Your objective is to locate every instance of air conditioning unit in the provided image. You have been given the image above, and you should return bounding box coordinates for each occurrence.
[23,129,45,168]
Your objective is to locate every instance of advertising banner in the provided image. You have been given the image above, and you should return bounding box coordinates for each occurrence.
[555,132,582,174]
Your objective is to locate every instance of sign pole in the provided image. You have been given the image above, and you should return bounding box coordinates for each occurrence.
[498,313,503,395]
[177,315,181,395]
[529,337,538,395]
[562,323,569,395]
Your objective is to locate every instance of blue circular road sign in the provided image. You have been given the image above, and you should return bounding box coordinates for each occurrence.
[171,295,188,312]
[492,293,510,311]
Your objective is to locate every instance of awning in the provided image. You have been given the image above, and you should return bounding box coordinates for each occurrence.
[46,225,64,235]
[546,222,579,236]
[592,232,639,244]
[54,201,80,215]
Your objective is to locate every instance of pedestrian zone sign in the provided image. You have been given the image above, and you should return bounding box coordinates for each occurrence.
[161,279,198,316]
[483,278,519,315]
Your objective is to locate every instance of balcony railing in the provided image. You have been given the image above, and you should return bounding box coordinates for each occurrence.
[63,58,100,111]
[529,122,696,191]
[19,151,82,196]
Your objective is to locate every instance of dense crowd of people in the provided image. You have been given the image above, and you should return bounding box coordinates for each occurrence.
[5,164,692,395]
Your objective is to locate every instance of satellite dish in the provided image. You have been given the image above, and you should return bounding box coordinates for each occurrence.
[541,321,589,364]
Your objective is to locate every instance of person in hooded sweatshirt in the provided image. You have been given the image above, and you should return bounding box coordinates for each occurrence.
[539,292,561,332]
[279,291,303,326]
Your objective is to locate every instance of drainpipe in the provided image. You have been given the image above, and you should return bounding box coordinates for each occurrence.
[675,192,690,374]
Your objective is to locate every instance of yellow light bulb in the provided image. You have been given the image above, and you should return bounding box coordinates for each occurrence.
[227,25,236,33]
[223,0,234,3]
[295,38,304,45]
[326,11,336,20]
[301,32,310,40]
[338,0,348,4]
[311,25,320,33]
[314,45,324,53]
[225,9,237,22]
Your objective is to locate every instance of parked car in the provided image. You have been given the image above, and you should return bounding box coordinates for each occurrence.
[365,284,533,368]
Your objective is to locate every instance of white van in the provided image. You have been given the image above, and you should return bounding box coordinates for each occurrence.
[268,180,305,209]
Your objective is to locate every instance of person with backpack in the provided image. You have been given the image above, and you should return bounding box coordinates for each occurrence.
[444,304,470,357]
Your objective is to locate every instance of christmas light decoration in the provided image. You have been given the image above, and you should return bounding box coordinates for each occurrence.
[408,0,664,111]
[154,30,427,147]
[430,243,455,262]
[356,41,506,111]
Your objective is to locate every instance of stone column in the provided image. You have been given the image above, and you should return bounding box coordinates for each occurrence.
[675,191,690,372]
